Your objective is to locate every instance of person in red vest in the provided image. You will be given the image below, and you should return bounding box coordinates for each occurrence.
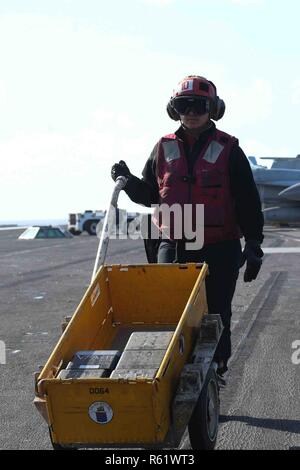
[111,75,264,382]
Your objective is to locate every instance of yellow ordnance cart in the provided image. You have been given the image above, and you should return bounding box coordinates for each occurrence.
[34,178,223,450]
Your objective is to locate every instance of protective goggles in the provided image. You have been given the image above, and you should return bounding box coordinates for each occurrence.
[172,96,210,116]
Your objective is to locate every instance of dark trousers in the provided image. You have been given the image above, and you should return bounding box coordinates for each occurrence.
[158,239,242,366]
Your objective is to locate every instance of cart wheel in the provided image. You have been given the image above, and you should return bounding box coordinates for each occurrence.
[188,366,219,450]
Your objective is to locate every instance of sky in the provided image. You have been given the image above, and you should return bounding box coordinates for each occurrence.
[0,0,299,222]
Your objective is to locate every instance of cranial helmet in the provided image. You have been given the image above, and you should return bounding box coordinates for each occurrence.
[166,75,225,121]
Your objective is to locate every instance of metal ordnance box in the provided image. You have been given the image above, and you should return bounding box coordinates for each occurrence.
[57,369,108,380]
[124,331,174,350]
[111,331,175,377]
[110,369,158,380]
[67,350,121,370]
[116,349,166,370]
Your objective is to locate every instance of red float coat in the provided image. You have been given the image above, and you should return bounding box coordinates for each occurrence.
[153,128,242,245]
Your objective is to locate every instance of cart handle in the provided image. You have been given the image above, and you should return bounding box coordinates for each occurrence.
[91,176,128,282]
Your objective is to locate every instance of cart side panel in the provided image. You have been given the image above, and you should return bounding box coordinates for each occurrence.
[107,264,204,324]
[37,267,114,385]
[153,275,208,441]
[45,380,158,445]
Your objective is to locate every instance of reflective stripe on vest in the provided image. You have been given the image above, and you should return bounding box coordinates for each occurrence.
[162,140,181,162]
[203,140,224,164]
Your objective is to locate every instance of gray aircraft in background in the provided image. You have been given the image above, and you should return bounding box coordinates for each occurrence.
[248,155,300,225]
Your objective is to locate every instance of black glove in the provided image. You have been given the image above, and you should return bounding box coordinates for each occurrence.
[111,160,131,182]
[240,240,264,282]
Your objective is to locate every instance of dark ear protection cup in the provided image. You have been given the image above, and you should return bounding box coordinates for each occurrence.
[208,80,225,121]
[166,100,180,121]
[210,97,225,121]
